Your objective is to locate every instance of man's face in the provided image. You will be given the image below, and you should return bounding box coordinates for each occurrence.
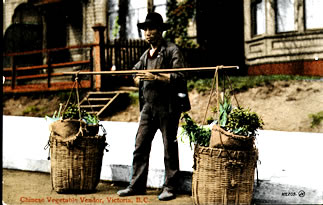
[144,27,162,46]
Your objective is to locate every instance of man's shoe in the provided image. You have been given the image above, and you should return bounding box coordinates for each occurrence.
[117,187,145,197]
[158,189,176,201]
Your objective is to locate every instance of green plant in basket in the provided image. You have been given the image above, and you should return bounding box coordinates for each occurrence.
[83,113,99,125]
[181,113,211,148]
[226,107,264,136]
[62,103,99,125]
[45,103,63,124]
[62,103,87,120]
[218,95,232,127]
[212,95,263,136]
[181,95,264,148]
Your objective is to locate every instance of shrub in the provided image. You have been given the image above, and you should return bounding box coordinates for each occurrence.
[309,111,323,128]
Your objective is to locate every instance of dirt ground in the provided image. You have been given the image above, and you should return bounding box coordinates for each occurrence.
[3,80,323,132]
[2,169,193,205]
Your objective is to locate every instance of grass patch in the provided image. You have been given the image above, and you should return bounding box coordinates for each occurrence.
[187,75,321,93]
[309,111,323,128]
[129,92,139,105]
[23,105,40,115]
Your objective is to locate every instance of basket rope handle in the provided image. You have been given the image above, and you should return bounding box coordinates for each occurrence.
[225,74,240,108]
[75,75,82,119]
[202,67,219,124]
[203,67,235,161]
[203,68,241,125]
[61,73,82,120]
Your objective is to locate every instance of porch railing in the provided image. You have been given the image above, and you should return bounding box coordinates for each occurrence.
[3,44,96,93]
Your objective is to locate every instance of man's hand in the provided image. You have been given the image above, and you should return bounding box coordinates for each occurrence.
[135,72,170,83]
[157,73,171,82]
[136,71,156,81]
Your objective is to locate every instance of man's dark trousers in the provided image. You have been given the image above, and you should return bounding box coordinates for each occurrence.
[129,102,181,192]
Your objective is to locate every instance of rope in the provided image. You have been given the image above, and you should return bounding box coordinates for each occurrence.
[225,74,240,108]
[61,72,82,120]
[61,80,77,114]
[75,74,82,120]
[203,67,219,124]
[74,72,96,116]
[216,66,221,124]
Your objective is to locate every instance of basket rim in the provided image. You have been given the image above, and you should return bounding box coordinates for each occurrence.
[194,145,258,160]
[212,125,254,141]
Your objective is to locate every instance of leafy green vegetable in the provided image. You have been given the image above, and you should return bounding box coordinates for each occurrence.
[226,107,264,136]
[181,113,211,148]
[83,113,99,125]
[45,103,63,123]
[62,103,87,120]
[181,95,264,148]
[211,95,263,136]
[219,96,232,127]
[61,103,99,125]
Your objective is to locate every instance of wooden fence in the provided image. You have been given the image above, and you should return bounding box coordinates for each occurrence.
[106,39,149,70]
[3,44,96,93]
[105,39,206,71]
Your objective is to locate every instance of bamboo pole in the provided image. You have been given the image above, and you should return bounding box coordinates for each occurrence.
[63,65,239,76]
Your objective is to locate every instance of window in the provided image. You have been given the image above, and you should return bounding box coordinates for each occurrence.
[108,0,120,39]
[154,0,167,22]
[305,0,323,29]
[276,0,295,32]
[251,0,266,36]
[127,0,147,39]
[127,0,167,39]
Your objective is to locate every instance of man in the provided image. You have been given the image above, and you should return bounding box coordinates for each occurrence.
[117,12,191,201]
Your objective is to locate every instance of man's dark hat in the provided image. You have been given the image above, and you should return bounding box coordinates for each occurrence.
[137,12,170,31]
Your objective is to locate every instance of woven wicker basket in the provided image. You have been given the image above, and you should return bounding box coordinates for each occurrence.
[49,120,106,193]
[192,145,258,205]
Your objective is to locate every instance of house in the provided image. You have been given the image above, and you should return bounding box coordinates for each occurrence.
[244,0,323,75]
[2,0,164,61]
[3,0,323,79]
[191,0,323,75]
[3,0,109,66]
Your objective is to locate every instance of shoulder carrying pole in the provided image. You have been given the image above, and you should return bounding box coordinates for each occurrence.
[63,65,239,76]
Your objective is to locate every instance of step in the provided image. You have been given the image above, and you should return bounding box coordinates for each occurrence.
[80,104,105,108]
[79,91,122,117]
[86,98,112,101]
[88,91,129,95]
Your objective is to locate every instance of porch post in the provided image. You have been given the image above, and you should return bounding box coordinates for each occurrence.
[92,24,106,91]
[148,0,154,13]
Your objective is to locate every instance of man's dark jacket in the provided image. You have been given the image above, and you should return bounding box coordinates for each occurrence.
[133,40,191,113]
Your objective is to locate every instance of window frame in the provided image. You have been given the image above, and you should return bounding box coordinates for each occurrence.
[251,0,266,37]
[275,0,296,33]
[304,0,323,31]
